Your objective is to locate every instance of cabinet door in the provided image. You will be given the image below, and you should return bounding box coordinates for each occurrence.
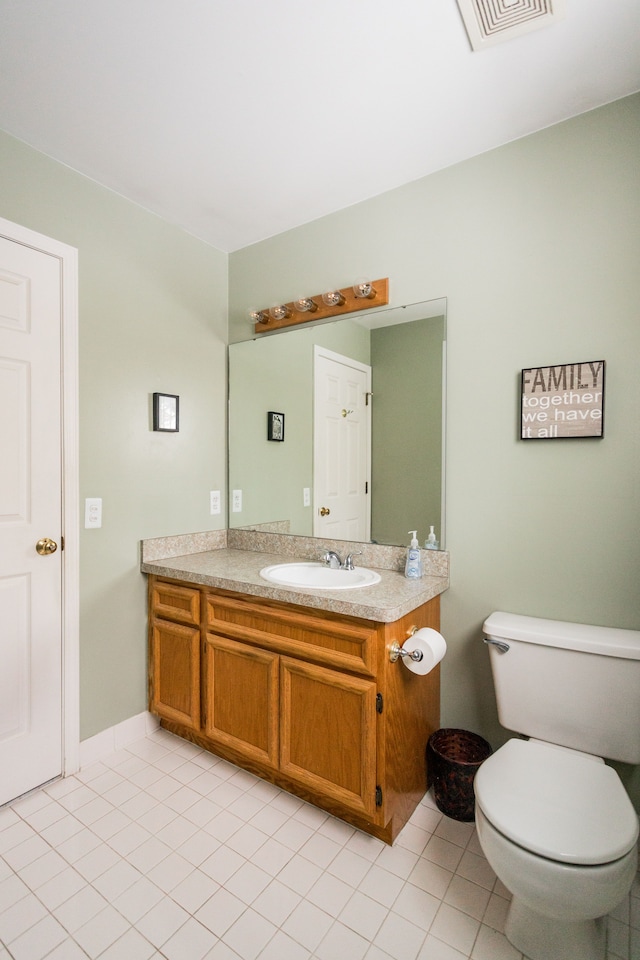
[150,618,201,729]
[280,658,378,819]
[204,634,279,770]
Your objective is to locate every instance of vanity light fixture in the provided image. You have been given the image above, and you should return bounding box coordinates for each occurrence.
[250,277,389,333]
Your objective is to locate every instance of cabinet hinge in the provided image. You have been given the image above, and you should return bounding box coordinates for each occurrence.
[376,693,383,714]
[365,481,369,494]
[375,785,383,807]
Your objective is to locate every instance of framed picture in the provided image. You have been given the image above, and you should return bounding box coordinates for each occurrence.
[521,361,605,440]
[153,393,179,432]
[267,411,285,441]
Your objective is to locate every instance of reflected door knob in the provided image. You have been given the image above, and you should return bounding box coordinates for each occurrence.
[36,537,58,556]
[319,507,330,516]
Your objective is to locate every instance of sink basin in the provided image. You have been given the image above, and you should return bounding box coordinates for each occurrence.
[259,562,381,590]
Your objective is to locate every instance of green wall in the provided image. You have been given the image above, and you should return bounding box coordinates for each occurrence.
[230,94,640,803]
[0,129,228,739]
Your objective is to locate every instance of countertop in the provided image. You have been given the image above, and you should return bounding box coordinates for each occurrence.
[142,547,449,623]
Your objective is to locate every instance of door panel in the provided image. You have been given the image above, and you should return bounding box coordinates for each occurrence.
[280,657,377,818]
[204,633,279,769]
[0,358,28,520]
[150,619,201,730]
[0,575,29,739]
[0,237,63,805]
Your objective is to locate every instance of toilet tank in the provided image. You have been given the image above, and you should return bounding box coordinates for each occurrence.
[483,612,640,764]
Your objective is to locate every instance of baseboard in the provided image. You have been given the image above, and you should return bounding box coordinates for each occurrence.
[79,711,160,769]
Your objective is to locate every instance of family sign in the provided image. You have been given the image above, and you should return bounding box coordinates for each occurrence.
[521,361,605,440]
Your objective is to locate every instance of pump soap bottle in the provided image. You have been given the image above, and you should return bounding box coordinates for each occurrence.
[425,526,439,550]
[404,531,423,579]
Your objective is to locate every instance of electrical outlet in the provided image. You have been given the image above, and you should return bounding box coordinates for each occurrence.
[232,489,242,513]
[84,497,102,529]
[210,490,221,515]
[303,487,311,507]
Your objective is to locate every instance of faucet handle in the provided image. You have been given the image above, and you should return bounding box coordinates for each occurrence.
[343,551,362,571]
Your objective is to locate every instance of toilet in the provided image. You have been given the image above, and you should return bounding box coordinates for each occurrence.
[474,611,640,960]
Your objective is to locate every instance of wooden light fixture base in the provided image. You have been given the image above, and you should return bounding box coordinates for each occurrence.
[253,278,389,334]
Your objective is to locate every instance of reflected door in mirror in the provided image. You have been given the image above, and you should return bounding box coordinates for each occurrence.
[313,347,371,540]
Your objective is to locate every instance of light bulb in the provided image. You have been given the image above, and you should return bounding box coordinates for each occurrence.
[322,290,345,307]
[293,297,318,313]
[250,310,269,325]
[269,304,292,321]
[353,278,376,299]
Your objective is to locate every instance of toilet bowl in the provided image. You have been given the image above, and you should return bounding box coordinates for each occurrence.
[474,738,638,960]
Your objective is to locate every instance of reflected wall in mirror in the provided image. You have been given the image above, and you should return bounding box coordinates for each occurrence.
[228,298,447,548]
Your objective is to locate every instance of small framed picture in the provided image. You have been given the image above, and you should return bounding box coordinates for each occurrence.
[521,361,605,440]
[267,411,285,441]
[153,393,179,432]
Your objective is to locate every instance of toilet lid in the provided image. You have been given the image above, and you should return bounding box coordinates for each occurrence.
[474,739,639,865]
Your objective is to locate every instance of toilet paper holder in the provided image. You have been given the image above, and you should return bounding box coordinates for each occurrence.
[389,627,424,664]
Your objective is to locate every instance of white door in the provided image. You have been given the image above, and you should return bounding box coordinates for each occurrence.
[0,235,64,805]
[313,347,371,540]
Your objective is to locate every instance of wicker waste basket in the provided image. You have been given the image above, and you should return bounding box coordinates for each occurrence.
[427,728,492,822]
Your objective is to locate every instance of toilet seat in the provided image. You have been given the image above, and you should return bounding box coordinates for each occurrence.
[474,738,639,866]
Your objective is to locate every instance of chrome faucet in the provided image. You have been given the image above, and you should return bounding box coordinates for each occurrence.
[322,550,343,569]
[322,550,362,570]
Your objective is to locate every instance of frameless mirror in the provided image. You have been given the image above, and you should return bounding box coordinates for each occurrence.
[228,298,447,548]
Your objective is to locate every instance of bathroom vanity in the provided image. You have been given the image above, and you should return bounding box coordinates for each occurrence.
[143,532,449,843]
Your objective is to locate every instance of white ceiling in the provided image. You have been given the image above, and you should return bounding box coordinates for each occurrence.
[1,0,638,252]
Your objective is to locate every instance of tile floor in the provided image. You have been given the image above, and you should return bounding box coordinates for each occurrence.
[0,728,637,960]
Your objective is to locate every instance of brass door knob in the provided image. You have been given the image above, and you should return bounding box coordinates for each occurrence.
[36,537,58,556]
[319,507,330,516]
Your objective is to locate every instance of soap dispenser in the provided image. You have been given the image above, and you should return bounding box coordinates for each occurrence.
[404,531,423,579]
[425,526,439,550]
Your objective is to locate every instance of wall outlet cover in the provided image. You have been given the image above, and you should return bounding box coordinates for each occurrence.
[85,497,102,528]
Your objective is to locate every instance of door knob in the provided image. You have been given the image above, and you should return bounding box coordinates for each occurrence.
[319,507,330,516]
[36,537,58,556]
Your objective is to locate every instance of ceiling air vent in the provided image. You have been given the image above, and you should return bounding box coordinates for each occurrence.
[456,0,565,51]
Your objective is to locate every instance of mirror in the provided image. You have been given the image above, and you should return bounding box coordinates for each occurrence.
[228,298,447,547]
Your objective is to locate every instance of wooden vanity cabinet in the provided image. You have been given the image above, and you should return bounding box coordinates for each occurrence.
[148,575,440,844]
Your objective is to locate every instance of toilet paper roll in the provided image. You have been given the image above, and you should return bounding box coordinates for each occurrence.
[400,627,447,675]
